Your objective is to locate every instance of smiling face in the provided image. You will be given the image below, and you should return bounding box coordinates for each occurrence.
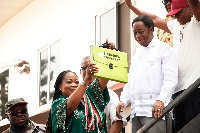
[59,72,79,97]
[7,103,29,129]
[133,21,153,47]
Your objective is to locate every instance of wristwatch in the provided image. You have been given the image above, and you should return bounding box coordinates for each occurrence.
[80,81,87,87]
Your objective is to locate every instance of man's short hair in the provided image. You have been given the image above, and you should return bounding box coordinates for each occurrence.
[132,15,154,31]
[80,56,90,66]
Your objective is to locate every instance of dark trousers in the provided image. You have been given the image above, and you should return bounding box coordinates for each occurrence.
[172,88,200,133]
[131,116,169,133]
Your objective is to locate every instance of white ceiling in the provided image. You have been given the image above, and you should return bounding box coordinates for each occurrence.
[0,0,33,28]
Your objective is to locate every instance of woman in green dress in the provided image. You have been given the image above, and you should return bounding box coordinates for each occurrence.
[45,63,110,133]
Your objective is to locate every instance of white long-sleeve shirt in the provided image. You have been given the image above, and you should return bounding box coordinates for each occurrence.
[105,89,127,131]
[120,38,178,120]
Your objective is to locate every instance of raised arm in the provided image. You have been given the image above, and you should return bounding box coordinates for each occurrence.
[67,64,96,115]
[125,0,170,33]
[188,0,200,21]
[99,78,109,91]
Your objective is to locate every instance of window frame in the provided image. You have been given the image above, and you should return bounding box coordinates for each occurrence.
[0,69,9,121]
[37,34,62,110]
[95,1,119,48]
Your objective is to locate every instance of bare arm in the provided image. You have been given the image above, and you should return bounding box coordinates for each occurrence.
[108,120,123,133]
[188,0,200,21]
[125,0,170,33]
[67,64,96,115]
[99,78,109,91]
[67,85,87,115]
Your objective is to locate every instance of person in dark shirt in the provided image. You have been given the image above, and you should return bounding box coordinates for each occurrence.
[3,98,45,133]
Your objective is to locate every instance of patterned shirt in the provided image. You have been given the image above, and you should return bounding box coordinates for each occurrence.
[157,16,174,47]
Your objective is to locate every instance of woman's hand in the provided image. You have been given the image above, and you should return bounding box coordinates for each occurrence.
[84,63,98,85]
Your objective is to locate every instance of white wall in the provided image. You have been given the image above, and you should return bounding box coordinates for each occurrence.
[0,0,167,126]
[0,0,113,125]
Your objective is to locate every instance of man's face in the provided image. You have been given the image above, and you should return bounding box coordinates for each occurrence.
[174,6,192,25]
[162,0,172,13]
[7,103,29,129]
[133,21,153,47]
[80,58,90,80]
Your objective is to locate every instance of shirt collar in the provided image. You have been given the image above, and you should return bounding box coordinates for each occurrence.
[146,37,157,48]
[9,120,38,133]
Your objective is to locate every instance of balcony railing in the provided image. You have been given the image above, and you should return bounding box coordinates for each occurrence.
[122,78,200,133]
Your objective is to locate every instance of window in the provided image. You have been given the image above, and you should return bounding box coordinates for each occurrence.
[0,69,9,120]
[38,40,60,106]
[95,1,132,68]
[95,1,118,48]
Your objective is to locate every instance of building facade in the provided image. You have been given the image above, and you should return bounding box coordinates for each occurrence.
[0,0,167,132]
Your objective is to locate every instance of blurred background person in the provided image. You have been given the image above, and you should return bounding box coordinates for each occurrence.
[157,0,173,47]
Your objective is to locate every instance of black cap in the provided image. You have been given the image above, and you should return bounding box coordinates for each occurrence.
[5,98,28,112]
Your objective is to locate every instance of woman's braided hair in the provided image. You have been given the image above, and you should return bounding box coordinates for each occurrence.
[45,70,77,133]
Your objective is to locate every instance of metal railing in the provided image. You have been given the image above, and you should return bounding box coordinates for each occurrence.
[122,78,200,133]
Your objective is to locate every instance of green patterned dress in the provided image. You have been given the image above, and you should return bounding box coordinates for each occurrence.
[51,78,110,133]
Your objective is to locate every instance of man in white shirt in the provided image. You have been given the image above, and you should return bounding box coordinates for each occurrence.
[105,89,127,132]
[116,15,178,133]
[80,56,127,133]
[124,0,200,132]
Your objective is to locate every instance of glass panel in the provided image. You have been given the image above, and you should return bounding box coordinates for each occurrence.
[0,69,9,120]
[39,49,48,106]
[100,8,115,45]
[49,40,60,101]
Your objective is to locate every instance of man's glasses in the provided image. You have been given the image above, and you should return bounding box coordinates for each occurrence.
[162,0,172,5]
[81,66,87,71]
[7,109,27,116]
